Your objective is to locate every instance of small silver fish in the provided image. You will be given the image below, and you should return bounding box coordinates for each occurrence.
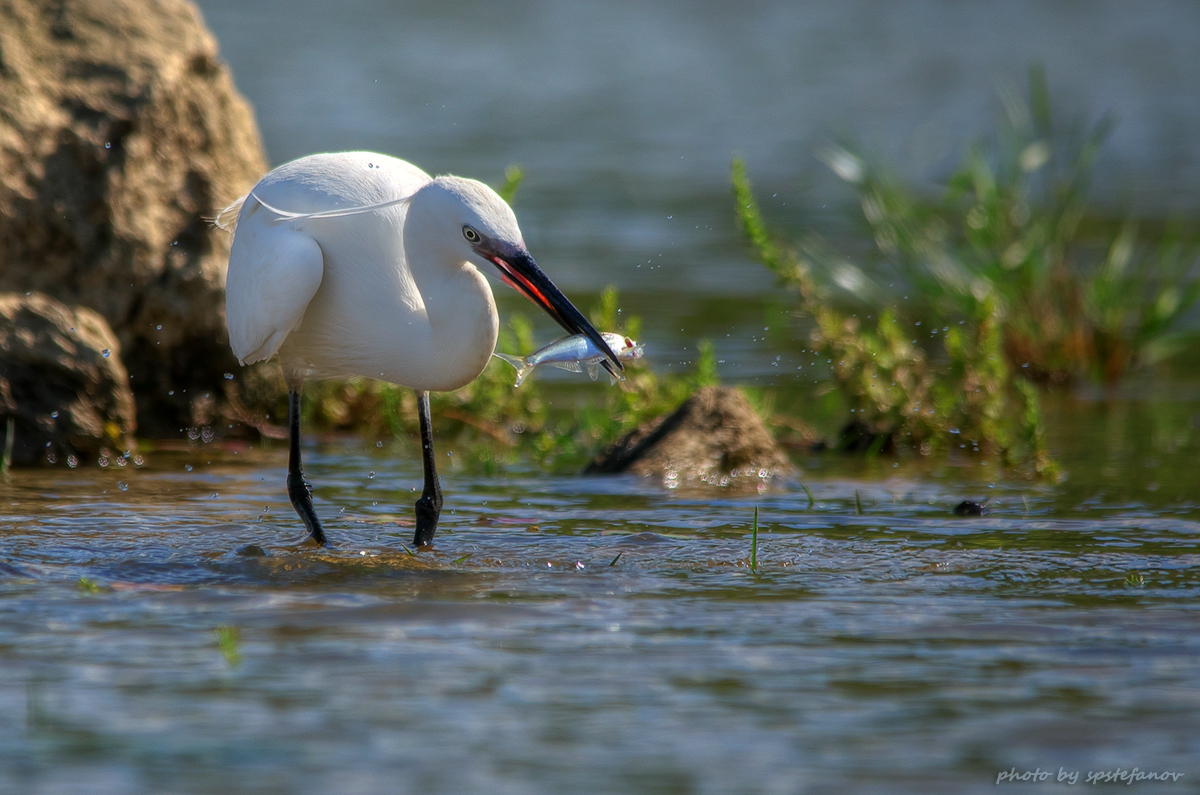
[493,332,645,387]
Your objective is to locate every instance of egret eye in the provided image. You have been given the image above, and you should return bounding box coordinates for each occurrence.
[462,225,481,244]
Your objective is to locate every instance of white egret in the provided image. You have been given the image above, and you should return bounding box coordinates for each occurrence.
[219,152,621,547]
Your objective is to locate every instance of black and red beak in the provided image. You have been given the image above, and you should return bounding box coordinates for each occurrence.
[479,240,624,378]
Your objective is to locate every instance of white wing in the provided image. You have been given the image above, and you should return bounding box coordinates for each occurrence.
[225,197,324,365]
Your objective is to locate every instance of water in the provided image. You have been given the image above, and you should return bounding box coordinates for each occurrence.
[2,391,1198,794]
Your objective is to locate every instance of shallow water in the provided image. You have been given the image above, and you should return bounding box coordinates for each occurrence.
[2,392,1198,794]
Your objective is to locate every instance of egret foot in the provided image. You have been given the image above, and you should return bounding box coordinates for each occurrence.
[414,489,442,548]
[287,469,328,546]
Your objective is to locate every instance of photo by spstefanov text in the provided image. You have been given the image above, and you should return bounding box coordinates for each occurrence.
[995,766,1185,785]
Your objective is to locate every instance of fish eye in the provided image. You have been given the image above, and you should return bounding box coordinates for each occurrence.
[462,225,481,244]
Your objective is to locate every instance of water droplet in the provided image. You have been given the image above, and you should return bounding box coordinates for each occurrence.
[376,441,383,448]
[101,349,111,358]
[104,141,111,149]
[210,493,218,498]
[118,482,128,491]
[50,411,59,418]
[185,464,193,472]
[368,471,376,479]
[223,373,234,380]
[168,390,174,396]
[156,325,162,331]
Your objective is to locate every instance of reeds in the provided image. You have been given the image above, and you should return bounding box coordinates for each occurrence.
[733,158,1058,477]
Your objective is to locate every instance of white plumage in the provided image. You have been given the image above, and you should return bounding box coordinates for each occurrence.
[223,151,515,391]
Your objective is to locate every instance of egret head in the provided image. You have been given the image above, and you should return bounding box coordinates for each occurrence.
[412,176,623,376]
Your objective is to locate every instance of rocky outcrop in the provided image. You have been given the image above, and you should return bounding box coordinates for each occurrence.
[0,292,137,466]
[586,386,794,490]
[0,0,267,435]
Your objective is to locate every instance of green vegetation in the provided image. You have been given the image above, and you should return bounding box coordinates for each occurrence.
[733,157,1059,477]
[497,165,524,204]
[215,625,242,666]
[731,67,1200,474]
[1,416,12,475]
[749,505,760,573]
[811,66,1200,385]
[800,481,815,509]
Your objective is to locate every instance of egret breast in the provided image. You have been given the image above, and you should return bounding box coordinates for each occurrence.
[249,153,498,391]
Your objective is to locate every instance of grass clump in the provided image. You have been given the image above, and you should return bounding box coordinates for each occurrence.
[812,65,1200,385]
[733,157,1058,478]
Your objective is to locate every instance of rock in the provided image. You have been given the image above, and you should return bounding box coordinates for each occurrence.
[586,386,794,490]
[0,292,137,466]
[0,0,268,435]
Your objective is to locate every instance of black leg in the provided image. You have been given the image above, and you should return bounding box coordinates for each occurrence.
[286,388,328,546]
[413,390,443,547]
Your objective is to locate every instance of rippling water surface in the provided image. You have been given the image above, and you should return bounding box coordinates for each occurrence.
[2,393,1199,794]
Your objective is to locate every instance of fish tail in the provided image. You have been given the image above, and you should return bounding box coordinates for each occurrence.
[492,352,534,387]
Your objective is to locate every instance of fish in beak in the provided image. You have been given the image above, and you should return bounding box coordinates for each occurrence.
[477,239,624,379]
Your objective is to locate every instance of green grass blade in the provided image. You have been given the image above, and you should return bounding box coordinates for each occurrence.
[800,481,815,510]
[750,505,759,574]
